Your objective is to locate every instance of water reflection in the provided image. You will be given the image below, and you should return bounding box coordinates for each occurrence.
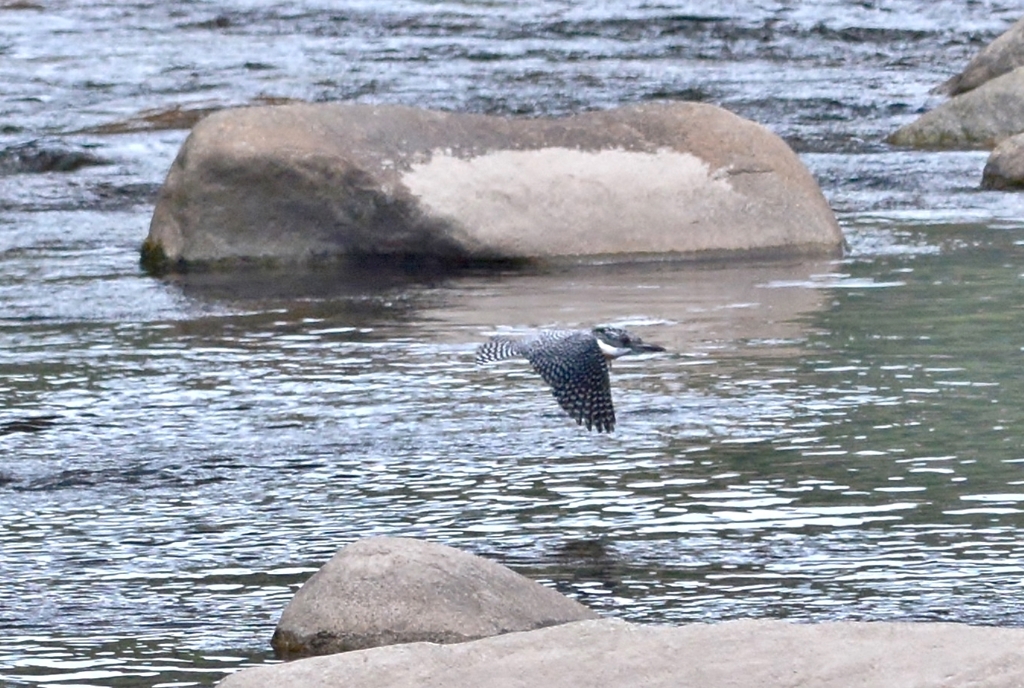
[7,230,1024,684]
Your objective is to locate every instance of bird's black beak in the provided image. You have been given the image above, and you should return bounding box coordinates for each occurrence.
[634,342,665,353]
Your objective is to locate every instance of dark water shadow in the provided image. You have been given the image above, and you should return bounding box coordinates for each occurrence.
[162,255,520,303]
[0,414,61,436]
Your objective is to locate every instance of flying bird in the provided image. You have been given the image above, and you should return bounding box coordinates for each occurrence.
[476,326,665,432]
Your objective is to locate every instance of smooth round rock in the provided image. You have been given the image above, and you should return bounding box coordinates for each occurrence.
[888,66,1024,149]
[982,132,1024,189]
[270,537,598,659]
[937,16,1024,96]
[144,101,842,271]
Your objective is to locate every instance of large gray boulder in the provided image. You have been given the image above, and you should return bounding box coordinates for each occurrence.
[222,617,1024,688]
[270,537,598,659]
[982,132,1024,189]
[888,67,1024,149]
[143,102,842,271]
[937,16,1024,96]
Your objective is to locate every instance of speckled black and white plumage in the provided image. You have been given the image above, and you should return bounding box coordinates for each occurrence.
[476,327,663,433]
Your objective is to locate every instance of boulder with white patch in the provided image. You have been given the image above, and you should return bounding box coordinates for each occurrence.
[143,102,841,271]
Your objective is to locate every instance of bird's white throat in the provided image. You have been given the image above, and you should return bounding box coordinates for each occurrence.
[596,339,631,358]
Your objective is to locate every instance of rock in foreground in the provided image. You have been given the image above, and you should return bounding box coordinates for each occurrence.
[270,537,597,659]
[144,102,842,271]
[223,618,1024,688]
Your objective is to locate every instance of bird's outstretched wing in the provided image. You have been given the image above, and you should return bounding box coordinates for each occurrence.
[476,330,616,432]
[521,331,615,433]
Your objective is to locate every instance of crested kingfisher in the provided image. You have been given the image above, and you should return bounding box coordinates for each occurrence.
[476,326,665,433]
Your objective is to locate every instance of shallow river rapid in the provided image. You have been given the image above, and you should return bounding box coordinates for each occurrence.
[3,1,1024,686]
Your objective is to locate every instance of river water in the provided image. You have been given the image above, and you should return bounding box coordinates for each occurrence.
[3,1,1024,686]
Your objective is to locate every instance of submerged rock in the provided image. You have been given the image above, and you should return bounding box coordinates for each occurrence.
[982,133,1024,189]
[888,67,1024,149]
[76,97,300,135]
[223,617,1024,688]
[0,140,108,174]
[936,16,1024,96]
[270,537,598,659]
[143,101,842,272]
[0,414,60,435]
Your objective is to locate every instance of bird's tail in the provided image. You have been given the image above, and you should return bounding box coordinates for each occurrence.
[475,336,524,364]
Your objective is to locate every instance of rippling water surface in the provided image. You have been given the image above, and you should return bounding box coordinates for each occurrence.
[3,1,1024,686]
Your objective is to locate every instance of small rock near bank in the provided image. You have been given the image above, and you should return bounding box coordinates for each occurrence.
[982,132,1024,189]
[936,16,1024,96]
[888,66,1024,150]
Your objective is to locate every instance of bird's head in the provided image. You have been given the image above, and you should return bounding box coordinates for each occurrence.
[592,326,666,358]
